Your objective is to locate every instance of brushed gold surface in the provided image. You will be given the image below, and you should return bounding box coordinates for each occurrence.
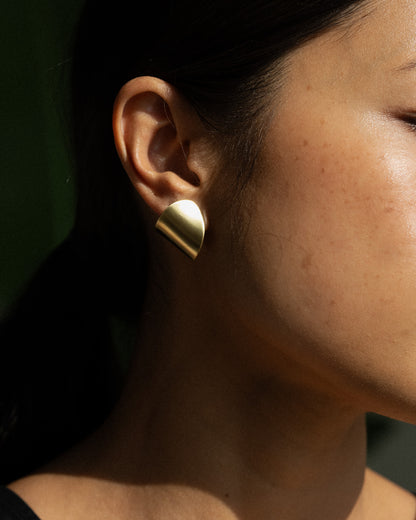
[156,200,205,260]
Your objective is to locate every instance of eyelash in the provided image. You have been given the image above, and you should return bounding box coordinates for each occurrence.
[400,113,416,132]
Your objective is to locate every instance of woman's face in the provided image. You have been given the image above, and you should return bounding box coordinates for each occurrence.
[212,0,416,419]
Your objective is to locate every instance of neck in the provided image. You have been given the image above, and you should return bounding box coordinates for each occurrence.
[76,283,369,520]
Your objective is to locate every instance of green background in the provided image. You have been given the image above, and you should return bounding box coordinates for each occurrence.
[1,0,415,492]
[0,1,82,313]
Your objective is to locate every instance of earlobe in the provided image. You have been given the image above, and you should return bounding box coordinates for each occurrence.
[112,76,206,217]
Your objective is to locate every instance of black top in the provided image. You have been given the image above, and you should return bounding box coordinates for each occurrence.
[0,487,41,520]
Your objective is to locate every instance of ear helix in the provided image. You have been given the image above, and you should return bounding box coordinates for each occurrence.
[155,200,205,260]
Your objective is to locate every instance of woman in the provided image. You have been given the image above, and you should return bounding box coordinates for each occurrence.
[1,0,416,518]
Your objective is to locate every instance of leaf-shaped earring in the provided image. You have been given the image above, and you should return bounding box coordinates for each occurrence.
[155,200,205,260]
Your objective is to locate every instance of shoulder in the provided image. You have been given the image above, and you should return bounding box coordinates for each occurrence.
[365,468,416,519]
[6,474,73,520]
[6,472,107,520]
[0,486,41,520]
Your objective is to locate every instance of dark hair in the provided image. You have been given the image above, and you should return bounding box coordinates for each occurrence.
[0,0,368,483]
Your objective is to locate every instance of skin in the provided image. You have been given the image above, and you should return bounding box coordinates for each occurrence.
[8,0,416,519]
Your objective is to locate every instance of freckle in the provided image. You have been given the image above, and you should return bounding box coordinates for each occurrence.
[323,142,329,148]
[344,199,350,204]
[321,167,325,173]
[306,84,312,91]
[384,207,394,213]
[301,254,312,270]
[303,139,309,146]
[329,189,334,194]
[330,299,336,306]
[295,155,299,161]
[320,119,325,125]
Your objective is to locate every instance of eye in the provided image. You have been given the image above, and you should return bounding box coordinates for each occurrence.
[399,113,416,132]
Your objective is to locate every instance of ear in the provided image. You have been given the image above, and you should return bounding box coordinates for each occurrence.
[113,76,211,217]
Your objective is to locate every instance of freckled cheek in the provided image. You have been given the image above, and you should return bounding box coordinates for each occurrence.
[284,137,416,244]
[260,115,416,282]
[276,144,416,322]
[241,136,416,358]
[273,145,359,238]
[249,156,351,318]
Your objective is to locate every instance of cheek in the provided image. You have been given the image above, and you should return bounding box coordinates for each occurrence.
[237,116,416,396]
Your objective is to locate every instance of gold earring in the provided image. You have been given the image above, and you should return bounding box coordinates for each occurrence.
[155,200,205,260]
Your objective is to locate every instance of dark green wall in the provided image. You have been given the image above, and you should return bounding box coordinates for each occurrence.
[0,2,83,312]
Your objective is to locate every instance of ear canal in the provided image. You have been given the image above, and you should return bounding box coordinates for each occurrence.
[155,200,205,260]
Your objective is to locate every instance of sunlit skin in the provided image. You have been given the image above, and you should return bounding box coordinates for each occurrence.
[8,1,416,519]
[219,0,416,422]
